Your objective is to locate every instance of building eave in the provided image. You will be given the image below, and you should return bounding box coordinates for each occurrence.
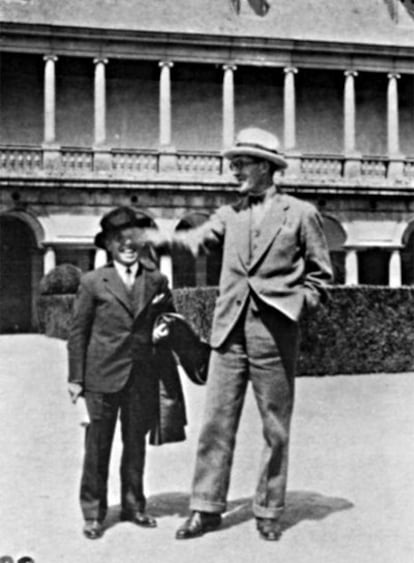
[2,21,414,72]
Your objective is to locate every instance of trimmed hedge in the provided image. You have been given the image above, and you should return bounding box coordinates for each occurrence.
[37,268,414,375]
[166,285,414,375]
[300,286,414,375]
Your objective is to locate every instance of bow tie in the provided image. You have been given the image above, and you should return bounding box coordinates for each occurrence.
[247,192,266,205]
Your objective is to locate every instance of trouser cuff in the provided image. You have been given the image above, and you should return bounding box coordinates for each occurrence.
[190,496,226,514]
[253,503,284,519]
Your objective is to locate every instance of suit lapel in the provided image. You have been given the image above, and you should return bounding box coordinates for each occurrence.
[103,261,160,319]
[248,193,289,271]
[131,262,159,319]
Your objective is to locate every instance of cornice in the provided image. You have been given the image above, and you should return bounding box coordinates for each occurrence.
[1,22,414,72]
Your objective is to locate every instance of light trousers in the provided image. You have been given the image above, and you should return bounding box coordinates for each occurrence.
[190,295,299,519]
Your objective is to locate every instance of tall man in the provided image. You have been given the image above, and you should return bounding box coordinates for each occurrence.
[67,206,174,540]
[160,127,333,541]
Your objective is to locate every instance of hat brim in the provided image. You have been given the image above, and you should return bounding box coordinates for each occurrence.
[94,216,153,249]
[223,147,287,170]
[94,231,107,249]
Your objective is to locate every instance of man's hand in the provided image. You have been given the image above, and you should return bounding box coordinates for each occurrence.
[152,321,170,344]
[68,382,83,404]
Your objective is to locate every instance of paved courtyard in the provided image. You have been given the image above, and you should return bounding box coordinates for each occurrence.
[0,334,413,562]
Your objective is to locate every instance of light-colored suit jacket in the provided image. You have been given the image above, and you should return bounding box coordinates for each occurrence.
[180,190,333,348]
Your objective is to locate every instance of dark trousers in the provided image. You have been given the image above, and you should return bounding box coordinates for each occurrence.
[190,295,299,519]
[80,362,157,522]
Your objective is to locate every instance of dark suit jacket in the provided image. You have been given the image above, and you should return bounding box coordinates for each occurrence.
[68,257,174,393]
[178,191,333,348]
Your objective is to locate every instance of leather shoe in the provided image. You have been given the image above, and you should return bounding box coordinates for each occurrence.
[256,518,282,541]
[176,511,222,540]
[120,511,157,528]
[83,520,103,540]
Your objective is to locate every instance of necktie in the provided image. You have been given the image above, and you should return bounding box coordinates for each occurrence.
[125,267,134,290]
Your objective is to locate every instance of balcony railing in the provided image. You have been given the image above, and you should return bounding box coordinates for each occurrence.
[0,145,412,186]
[112,149,159,175]
[177,151,224,175]
[300,154,344,180]
[0,146,43,174]
[360,156,389,180]
[61,147,94,174]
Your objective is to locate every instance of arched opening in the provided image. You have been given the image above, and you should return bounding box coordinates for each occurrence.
[0,215,39,332]
[173,213,222,288]
[322,216,346,284]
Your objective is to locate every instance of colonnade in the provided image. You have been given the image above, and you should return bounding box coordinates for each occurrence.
[40,55,404,158]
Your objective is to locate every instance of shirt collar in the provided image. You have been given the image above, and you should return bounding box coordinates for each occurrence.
[114,260,139,277]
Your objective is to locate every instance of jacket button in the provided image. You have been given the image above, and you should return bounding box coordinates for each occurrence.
[236,300,242,306]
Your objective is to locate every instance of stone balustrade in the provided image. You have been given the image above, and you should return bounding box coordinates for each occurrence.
[0,146,43,174]
[300,155,344,180]
[112,149,159,175]
[0,145,414,185]
[61,147,94,174]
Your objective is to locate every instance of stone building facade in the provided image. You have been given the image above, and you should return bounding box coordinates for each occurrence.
[2,0,414,331]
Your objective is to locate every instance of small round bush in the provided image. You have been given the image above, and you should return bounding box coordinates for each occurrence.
[39,263,82,295]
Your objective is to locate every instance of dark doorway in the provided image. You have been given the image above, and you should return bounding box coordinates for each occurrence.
[358,248,390,285]
[0,216,35,332]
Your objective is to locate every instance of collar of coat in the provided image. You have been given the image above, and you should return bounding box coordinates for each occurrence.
[100,257,160,317]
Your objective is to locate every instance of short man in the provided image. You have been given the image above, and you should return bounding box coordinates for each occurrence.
[67,206,174,539]
[162,127,333,540]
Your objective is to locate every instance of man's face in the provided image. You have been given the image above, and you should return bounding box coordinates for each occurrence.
[105,227,139,266]
[229,157,271,194]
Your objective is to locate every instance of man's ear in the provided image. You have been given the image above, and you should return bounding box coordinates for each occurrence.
[103,234,114,253]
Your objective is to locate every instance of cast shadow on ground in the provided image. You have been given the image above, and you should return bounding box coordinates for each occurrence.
[103,490,353,533]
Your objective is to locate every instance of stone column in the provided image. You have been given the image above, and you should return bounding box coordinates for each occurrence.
[43,246,56,275]
[93,58,111,172]
[387,73,400,155]
[158,61,177,172]
[93,58,108,146]
[387,73,404,179]
[344,70,358,153]
[43,55,58,144]
[159,61,174,148]
[345,248,358,285]
[43,55,61,172]
[160,254,173,287]
[283,67,298,150]
[94,248,107,269]
[283,67,301,176]
[222,64,237,149]
[343,70,361,178]
[389,248,402,288]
